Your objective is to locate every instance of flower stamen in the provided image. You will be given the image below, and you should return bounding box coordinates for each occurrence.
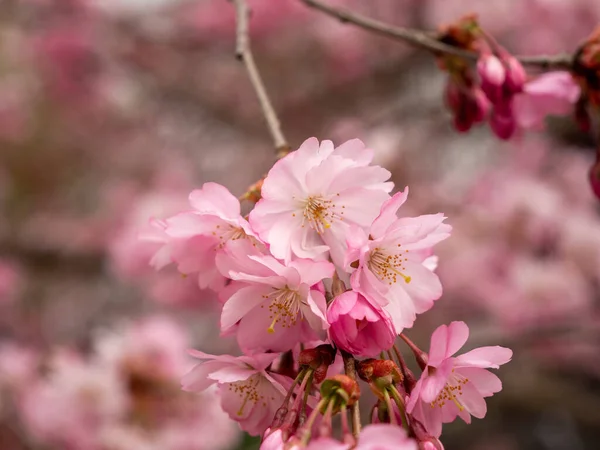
[301,196,340,234]
[263,287,302,333]
[368,248,412,285]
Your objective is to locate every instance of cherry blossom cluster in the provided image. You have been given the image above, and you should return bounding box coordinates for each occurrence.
[149,138,512,448]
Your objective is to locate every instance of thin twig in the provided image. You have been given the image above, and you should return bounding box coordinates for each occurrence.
[230,0,290,155]
[341,350,361,438]
[301,0,573,70]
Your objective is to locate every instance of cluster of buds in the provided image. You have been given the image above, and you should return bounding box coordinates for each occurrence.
[437,15,527,139]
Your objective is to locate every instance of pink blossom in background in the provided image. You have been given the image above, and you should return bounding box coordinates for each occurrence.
[0,260,21,304]
[20,350,128,450]
[0,343,39,389]
[327,290,396,357]
[218,243,334,353]
[346,189,451,331]
[32,24,101,105]
[250,138,393,265]
[17,318,240,450]
[489,258,591,329]
[407,322,512,437]
[514,71,581,129]
[94,315,191,379]
[182,351,288,436]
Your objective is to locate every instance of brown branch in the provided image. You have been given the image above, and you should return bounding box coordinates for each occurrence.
[301,0,573,71]
[230,0,290,155]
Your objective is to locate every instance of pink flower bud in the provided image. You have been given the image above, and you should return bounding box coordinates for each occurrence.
[471,87,491,123]
[478,54,506,86]
[490,102,517,140]
[504,55,527,93]
[327,291,396,358]
[478,54,506,104]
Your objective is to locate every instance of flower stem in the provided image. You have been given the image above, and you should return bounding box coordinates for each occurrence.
[389,385,410,433]
[399,333,428,370]
[382,389,398,426]
[341,350,361,438]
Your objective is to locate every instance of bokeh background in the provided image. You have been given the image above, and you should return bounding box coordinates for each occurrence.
[1,1,600,449]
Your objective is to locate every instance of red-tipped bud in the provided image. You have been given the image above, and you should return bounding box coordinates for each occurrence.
[357,359,403,386]
[298,344,337,383]
[241,178,264,203]
[320,374,360,409]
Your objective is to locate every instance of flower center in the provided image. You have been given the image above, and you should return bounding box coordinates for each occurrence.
[262,287,302,333]
[368,247,411,285]
[214,224,248,248]
[228,374,264,416]
[299,195,342,234]
[430,369,469,411]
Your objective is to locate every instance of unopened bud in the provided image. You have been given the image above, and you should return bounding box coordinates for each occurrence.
[357,359,403,388]
[298,344,337,383]
[241,178,264,203]
[503,55,527,93]
[320,374,360,409]
[477,53,506,87]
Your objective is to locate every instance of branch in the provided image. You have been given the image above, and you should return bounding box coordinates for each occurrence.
[301,0,573,71]
[230,0,290,155]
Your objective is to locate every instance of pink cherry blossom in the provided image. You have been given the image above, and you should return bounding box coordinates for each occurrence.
[346,189,451,331]
[94,315,191,380]
[355,424,418,449]
[327,290,396,357]
[20,350,128,450]
[147,182,263,291]
[406,321,512,437]
[514,71,581,130]
[218,243,334,353]
[182,350,289,436]
[249,137,393,265]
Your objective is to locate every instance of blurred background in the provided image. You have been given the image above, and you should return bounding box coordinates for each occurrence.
[1,1,600,449]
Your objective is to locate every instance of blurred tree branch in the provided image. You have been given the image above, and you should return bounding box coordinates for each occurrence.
[230,0,291,156]
[301,0,573,70]
[0,240,104,274]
